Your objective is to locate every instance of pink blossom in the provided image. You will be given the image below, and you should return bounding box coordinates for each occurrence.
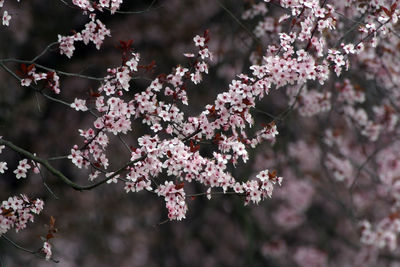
[42,242,52,261]
[0,195,44,235]
[2,11,11,26]
[0,162,7,173]
[70,98,89,112]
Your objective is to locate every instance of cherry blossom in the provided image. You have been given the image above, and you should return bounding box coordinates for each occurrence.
[58,15,110,58]
[13,159,31,179]
[0,162,7,173]
[42,242,52,261]
[2,10,10,26]
[0,195,44,236]
[155,181,188,221]
[2,0,400,264]
[70,98,89,112]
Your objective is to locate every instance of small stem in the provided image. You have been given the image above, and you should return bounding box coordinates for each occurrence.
[31,42,58,63]
[1,235,59,263]
[0,138,145,191]
[0,58,105,81]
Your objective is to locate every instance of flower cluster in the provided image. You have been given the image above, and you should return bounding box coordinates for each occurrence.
[19,64,60,94]
[62,0,368,222]
[242,2,268,20]
[250,121,279,147]
[3,0,400,264]
[325,153,354,183]
[155,181,188,221]
[72,0,123,13]
[243,169,283,205]
[58,14,110,58]
[13,159,31,179]
[360,219,400,251]
[0,195,44,236]
[297,88,331,117]
[65,28,285,218]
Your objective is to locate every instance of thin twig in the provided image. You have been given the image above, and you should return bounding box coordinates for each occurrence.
[0,62,71,107]
[217,0,262,46]
[1,235,59,263]
[0,58,105,81]
[107,0,161,14]
[31,42,58,63]
[117,134,132,154]
[0,138,146,191]
[33,162,59,200]
[47,155,69,161]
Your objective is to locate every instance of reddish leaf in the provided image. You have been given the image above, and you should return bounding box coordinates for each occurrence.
[190,140,200,153]
[175,182,185,190]
[46,233,54,240]
[389,212,400,220]
[21,63,27,74]
[138,60,157,73]
[1,208,13,217]
[208,105,216,114]
[27,64,35,72]
[268,170,277,180]
[381,6,391,16]
[117,39,134,51]
[90,91,102,98]
[213,132,223,144]
[49,216,56,229]
[242,98,252,105]
[391,3,397,13]
[93,162,101,168]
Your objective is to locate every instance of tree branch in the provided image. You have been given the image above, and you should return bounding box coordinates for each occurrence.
[0,138,145,191]
[1,235,59,263]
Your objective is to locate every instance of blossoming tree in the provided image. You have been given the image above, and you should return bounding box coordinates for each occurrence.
[1,0,400,265]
